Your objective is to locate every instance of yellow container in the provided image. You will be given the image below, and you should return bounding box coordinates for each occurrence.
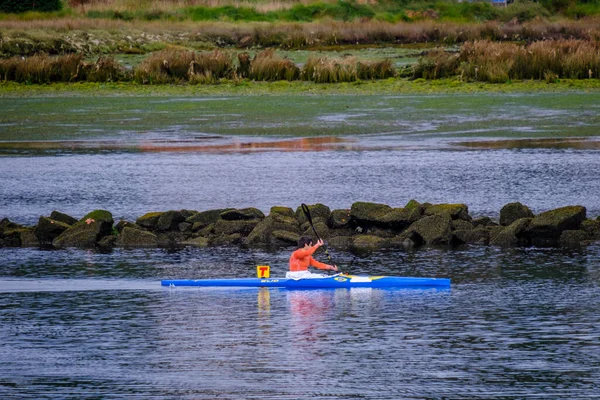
[256,265,270,278]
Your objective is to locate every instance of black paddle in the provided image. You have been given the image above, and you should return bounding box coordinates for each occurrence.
[301,203,340,273]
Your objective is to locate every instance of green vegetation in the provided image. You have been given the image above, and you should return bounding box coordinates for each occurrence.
[0,0,62,13]
[72,0,600,23]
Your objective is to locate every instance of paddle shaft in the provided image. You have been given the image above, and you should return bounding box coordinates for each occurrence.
[301,203,337,270]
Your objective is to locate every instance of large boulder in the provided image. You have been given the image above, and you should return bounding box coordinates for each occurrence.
[490,218,532,247]
[49,211,78,226]
[581,220,600,240]
[350,202,392,225]
[156,210,186,231]
[329,236,353,250]
[136,212,163,230]
[246,214,300,246]
[0,229,22,247]
[115,220,143,233]
[214,219,261,236]
[186,208,232,231]
[405,213,452,245]
[116,226,158,247]
[559,230,589,247]
[352,235,386,252]
[424,203,471,221]
[270,206,295,218]
[296,204,331,226]
[271,230,300,245]
[528,206,587,244]
[472,216,497,227]
[221,208,265,221]
[301,221,330,241]
[453,228,489,245]
[53,210,114,248]
[35,216,71,244]
[329,209,351,229]
[499,202,534,226]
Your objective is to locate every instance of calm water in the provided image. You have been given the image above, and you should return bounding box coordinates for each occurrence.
[1,92,600,398]
[1,246,600,399]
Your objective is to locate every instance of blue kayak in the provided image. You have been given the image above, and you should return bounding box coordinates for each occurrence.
[161,274,450,289]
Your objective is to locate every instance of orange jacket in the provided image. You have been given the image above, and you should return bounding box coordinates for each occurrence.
[289,245,332,272]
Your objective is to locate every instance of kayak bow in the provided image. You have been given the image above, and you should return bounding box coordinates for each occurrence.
[161,274,450,289]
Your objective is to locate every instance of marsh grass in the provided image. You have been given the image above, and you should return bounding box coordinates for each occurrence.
[249,48,299,81]
[302,56,395,82]
[0,53,126,83]
[415,39,600,83]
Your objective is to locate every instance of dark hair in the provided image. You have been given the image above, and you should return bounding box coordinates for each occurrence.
[297,236,313,248]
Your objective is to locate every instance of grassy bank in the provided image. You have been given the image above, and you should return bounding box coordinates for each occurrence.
[2,77,600,98]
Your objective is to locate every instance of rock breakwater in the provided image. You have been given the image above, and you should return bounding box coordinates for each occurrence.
[1,201,599,251]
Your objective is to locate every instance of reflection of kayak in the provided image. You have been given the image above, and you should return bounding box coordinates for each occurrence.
[161,274,450,288]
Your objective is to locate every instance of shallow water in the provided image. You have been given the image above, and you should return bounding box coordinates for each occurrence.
[1,245,600,399]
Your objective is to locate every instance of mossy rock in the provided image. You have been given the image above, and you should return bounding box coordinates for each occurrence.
[178,222,192,233]
[453,228,488,245]
[221,208,265,221]
[0,229,22,247]
[186,208,232,229]
[0,218,20,233]
[490,218,532,247]
[52,210,114,248]
[98,235,117,249]
[350,202,392,225]
[405,199,424,213]
[328,236,353,250]
[212,233,242,246]
[581,220,600,240]
[329,209,351,229]
[115,220,143,233]
[271,213,300,228]
[271,230,300,245]
[452,220,474,231]
[182,236,210,248]
[156,210,186,231]
[270,206,295,218]
[214,219,261,236]
[529,206,586,239]
[136,212,163,230]
[499,202,534,226]
[424,203,471,221]
[406,213,452,245]
[295,204,331,225]
[49,211,77,226]
[473,216,496,227]
[116,227,158,248]
[559,230,589,247]
[157,232,185,247]
[379,207,421,229]
[35,216,71,244]
[352,235,386,251]
[486,226,505,242]
[301,221,330,241]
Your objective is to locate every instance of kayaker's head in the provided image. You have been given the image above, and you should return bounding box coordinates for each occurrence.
[297,236,313,249]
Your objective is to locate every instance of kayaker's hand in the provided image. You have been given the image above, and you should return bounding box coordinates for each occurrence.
[315,239,324,248]
[330,265,338,272]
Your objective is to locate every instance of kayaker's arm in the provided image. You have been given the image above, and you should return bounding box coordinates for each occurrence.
[310,257,337,271]
[292,242,320,259]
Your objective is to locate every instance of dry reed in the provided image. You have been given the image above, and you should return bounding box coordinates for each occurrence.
[249,48,299,81]
[415,39,600,82]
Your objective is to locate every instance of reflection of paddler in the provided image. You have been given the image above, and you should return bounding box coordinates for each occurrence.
[288,290,334,343]
[257,287,271,315]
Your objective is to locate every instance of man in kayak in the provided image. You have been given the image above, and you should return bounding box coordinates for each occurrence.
[286,236,338,279]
